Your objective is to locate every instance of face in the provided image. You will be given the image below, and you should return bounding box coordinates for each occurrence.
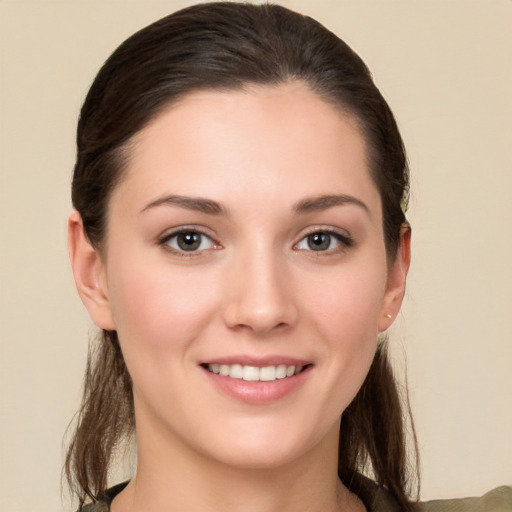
[73,82,408,471]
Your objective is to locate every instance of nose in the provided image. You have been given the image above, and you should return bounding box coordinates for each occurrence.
[222,245,298,335]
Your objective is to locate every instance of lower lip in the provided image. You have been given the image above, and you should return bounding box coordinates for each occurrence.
[201,366,312,404]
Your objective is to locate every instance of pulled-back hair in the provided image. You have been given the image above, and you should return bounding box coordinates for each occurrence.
[66,2,418,509]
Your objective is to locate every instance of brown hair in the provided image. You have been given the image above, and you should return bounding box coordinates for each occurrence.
[66,2,418,509]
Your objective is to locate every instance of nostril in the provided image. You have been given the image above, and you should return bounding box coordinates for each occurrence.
[221,271,298,333]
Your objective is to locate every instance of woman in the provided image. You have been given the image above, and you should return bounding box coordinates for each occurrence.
[65,2,510,512]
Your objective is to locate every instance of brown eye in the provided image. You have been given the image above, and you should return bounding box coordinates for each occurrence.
[295,230,353,253]
[162,231,215,253]
[176,232,202,251]
[307,232,331,251]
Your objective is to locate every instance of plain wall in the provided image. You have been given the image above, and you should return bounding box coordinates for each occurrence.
[1,1,510,510]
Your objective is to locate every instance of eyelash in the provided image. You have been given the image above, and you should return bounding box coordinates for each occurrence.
[158,227,353,257]
[158,228,219,257]
[294,228,353,254]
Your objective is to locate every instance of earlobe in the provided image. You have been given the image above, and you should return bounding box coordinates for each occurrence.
[68,210,116,331]
[378,224,411,332]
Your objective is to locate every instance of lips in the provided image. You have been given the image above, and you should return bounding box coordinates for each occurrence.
[200,357,312,404]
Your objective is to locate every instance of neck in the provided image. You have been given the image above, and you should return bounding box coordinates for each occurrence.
[111,413,362,512]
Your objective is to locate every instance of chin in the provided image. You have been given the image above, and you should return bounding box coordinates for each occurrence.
[195,416,335,471]
[206,442,305,471]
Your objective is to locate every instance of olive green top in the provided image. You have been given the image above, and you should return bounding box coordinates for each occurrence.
[79,479,512,512]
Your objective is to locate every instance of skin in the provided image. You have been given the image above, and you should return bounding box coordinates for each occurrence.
[69,82,410,512]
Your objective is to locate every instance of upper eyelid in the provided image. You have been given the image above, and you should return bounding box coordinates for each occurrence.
[158,225,217,241]
[297,225,352,240]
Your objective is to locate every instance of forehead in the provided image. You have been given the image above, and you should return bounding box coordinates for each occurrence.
[113,82,380,215]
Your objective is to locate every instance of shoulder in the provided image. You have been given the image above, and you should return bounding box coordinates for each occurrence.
[349,474,512,512]
[418,486,512,512]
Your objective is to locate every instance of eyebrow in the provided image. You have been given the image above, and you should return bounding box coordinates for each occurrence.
[140,193,369,216]
[293,194,370,215]
[140,195,228,215]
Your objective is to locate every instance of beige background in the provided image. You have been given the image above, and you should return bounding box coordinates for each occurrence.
[1,1,511,510]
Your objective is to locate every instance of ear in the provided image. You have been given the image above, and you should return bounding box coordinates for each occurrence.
[68,210,116,330]
[378,224,411,332]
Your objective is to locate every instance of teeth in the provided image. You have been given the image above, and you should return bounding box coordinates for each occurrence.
[207,363,303,382]
[242,366,260,381]
[275,364,287,379]
[259,366,275,381]
[230,364,243,379]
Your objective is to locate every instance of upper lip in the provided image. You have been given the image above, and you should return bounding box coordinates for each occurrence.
[200,355,312,367]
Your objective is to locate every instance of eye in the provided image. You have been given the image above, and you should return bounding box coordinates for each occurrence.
[295,231,352,252]
[161,230,217,253]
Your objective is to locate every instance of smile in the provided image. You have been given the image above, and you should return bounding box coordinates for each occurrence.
[206,363,304,382]
[201,359,313,404]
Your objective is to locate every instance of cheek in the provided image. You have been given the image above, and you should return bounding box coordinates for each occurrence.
[303,259,387,406]
[307,261,387,343]
[106,256,221,358]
